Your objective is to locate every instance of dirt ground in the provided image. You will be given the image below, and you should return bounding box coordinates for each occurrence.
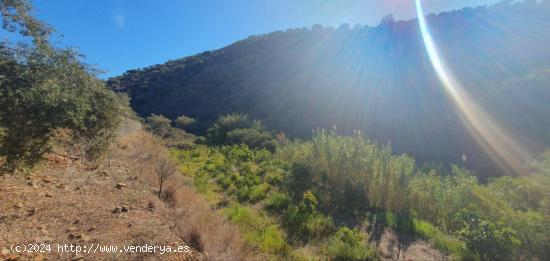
[0,157,202,261]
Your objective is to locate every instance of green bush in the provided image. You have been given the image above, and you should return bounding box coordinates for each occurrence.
[264,192,291,213]
[305,214,335,240]
[206,113,277,151]
[282,191,335,242]
[263,169,285,186]
[206,113,258,145]
[454,205,521,260]
[249,183,271,203]
[325,227,376,261]
[226,128,277,152]
[225,204,259,226]
[247,224,290,254]
[224,204,291,255]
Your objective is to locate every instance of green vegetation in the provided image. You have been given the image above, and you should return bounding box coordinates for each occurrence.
[172,115,550,260]
[207,114,277,152]
[324,227,376,261]
[0,0,127,171]
[224,204,291,255]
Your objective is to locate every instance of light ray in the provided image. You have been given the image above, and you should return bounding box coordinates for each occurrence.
[415,0,531,175]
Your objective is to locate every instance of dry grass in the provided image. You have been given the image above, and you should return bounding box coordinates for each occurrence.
[113,130,255,260]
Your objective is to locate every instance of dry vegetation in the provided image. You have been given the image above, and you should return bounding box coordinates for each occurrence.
[116,130,254,260]
[0,124,256,261]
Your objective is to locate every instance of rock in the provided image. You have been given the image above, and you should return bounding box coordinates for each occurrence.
[87,226,96,232]
[68,233,90,241]
[81,234,91,242]
[44,192,53,197]
[27,208,37,216]
[112,206,122,213]
[71,254,84,261]
[115,183,127,189]
[113,205,128,213]
[68,233,82,240]
[147,202,155,211]
[1,248,10,255]
[66,227,77,233]
[14,203,23,209]
[33,255,44,261]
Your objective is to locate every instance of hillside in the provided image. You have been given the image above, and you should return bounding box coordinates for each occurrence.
[0,123,253,260]
[108,0,550,178]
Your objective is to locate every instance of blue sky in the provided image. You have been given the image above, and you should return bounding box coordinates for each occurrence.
[26,0,501,78]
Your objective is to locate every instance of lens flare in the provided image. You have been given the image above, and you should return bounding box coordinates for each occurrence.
[414,0,531,175]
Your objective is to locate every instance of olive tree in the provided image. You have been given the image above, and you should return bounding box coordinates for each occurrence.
[0,0,127,171]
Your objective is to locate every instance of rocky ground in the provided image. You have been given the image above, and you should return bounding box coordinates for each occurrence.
[0,153,202,261]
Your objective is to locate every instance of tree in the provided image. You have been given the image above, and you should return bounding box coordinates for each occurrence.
[0,0,52,48]
[0,0,127,171]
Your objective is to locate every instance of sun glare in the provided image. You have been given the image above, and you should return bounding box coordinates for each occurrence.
[414,0,532,175]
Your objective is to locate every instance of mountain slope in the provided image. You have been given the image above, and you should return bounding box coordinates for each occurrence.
[108,0,550,178]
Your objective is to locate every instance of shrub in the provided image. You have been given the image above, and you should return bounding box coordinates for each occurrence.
[249,183,271,203]
[224,204,291,255]
[146,114,172,137]
[305,214,335,240]
[247,224,289,254]
[185,227,205,252]
[282,191,334,242]
[225,204,260,227]
[156,156,177,198]
[325,227,376,261]
[263,169,285,186]
[226,128,274,151]
[453,205,521,260]
[264,192,291,213]
[207,113,257,145]
[206,113,277,151]
[174,115,195,130]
